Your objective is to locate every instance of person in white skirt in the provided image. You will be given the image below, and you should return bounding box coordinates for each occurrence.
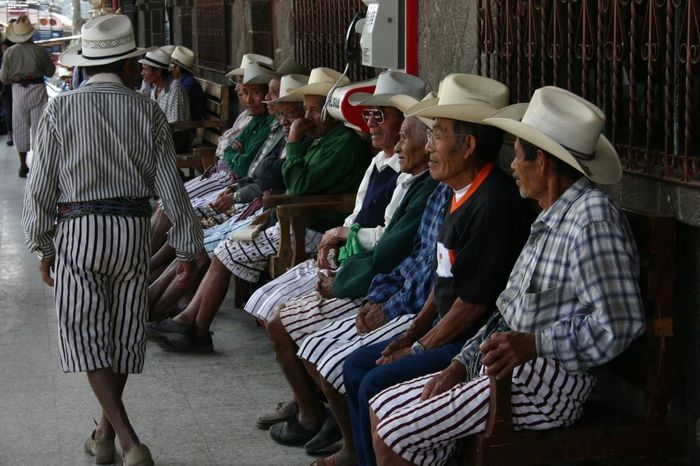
[369,87,645,466]
[22,15,203,466]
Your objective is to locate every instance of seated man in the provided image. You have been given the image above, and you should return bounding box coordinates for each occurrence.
[170,46,205,121]
[370,87,645,466]
[296,74,534,466]
[147,67,370,351]
[139,48,189,123]
[244,70,427,324]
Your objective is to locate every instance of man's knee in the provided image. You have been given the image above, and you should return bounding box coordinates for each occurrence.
[267,308,292,350]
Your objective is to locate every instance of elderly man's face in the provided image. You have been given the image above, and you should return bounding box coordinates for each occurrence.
[140,64,160,84]
[277,102,305,138]
[171,64,183,79]
[511,138,546,199]
[303,95,335,138]
[364,106,402,151]
[242,84,267,116]
[426,117,475,184]
[265,78,281,114]
[234,77,244,99]
[395,117,429,175]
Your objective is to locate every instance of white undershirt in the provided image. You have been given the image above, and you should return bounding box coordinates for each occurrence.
[453,183,471,202]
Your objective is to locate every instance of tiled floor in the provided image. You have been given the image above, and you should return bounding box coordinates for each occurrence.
[0,142,310,465]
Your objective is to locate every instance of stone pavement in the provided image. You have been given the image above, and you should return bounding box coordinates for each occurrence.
[0,143,311,465]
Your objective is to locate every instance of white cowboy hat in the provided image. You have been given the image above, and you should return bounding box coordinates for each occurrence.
[265,74,310,104]
[170,45,197,74]
[159,45,176,55]
[484,86,622,184]
[138,49,171,70]
[275,57,308,76]
[405,73,509,123]
[6,15,35,43]
[284,67,349,98]
[226,53,275,78]
[349,70,426,107]
[60,15,149,67]
[242,62,279,85]
[389,91,437,128]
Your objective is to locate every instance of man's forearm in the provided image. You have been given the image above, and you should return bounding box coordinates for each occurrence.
[419,298,488,350]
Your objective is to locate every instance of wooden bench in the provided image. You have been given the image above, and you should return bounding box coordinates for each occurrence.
[170,78,230,176]
[461,209,676,465]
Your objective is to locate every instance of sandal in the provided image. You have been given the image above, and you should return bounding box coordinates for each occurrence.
[256,399,298,430]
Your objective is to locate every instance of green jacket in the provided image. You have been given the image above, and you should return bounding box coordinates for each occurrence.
[283,123,370,231]
[332,171,439,299]
[224,113,276,177]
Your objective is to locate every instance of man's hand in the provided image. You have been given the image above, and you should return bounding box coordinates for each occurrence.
[319,226,350,250]
[479,331,537,381]
[212,192,234,212]
[376,333,414,365]
[420,361,467,401]
[251,209,271,227]
[175,260,196,289]
[316,271,335,299]
[39,257,55,287]
[355,302,385,334]
[288,118,313,143]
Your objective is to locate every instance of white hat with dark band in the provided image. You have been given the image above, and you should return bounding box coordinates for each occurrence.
[138,49,171,70]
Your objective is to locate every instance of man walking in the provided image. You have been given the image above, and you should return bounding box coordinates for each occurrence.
[22,15,203,466]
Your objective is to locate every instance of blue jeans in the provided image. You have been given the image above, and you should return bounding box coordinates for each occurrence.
[343,336,467,466]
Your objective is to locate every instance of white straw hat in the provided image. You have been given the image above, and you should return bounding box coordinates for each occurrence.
[265,74,310,104]
[226,53,275,78]
[60,14,149,67]
[170,46,197,74]
[138,49,171,70]
[348,70,425,107]
[405,73,509,124]
[6,15,35,43]
[484,86,622,184]
[283,67,349,98]
[242,62,279,85]
[159,45,176,55]
[389,92,437,128]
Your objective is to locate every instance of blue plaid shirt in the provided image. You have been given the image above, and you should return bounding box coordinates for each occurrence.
[365,183,451,320]
[455,178,644,374]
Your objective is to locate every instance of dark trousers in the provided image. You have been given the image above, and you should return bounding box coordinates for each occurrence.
[343,336,467,466]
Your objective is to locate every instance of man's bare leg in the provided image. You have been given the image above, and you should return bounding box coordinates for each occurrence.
[370,409,413,466]
[18,151,28,176]
[150,242,176,277]
[267,309,325,431]
[149,253,210,321]
[86,369,140,454]
[150,208,173,252]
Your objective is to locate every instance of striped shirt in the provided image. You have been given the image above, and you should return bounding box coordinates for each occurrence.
[364,183,451,320]
[455,178,644,374]
[150,75,190,123]
[22,73,203,261]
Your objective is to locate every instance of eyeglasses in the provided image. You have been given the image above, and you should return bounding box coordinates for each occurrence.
[426,128,472,147]
[361,109,385,124]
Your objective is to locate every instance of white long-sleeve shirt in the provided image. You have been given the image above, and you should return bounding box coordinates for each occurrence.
[22,73,203,261]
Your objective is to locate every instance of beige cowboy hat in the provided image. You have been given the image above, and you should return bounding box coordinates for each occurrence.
[6,15,35,43]
[60,14,150,67]
[389,92,437,128]
[284,67,349,98]
[484,86,622,184]
[170,45,197,74]
[138,49,171,70]
[349,70,426,107]
[405,73,509,123]
[265,74,310,104]
[242,62,279,85]
[226,53,275,79]
[275,57,308,76]
[159,45,176,55]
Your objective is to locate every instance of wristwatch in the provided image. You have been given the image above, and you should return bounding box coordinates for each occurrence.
[410,341,425,356]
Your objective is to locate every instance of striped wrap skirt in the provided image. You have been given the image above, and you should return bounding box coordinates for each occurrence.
[12,83,47,153]
[54,214,150,373]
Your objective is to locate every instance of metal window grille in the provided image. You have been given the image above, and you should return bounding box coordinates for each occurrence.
[195,0,226,72]
[292,0,375,81]
[478,0,700,187]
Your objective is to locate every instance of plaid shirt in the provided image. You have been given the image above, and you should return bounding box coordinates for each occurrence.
[365,183,451,320]
[455,178,644,374]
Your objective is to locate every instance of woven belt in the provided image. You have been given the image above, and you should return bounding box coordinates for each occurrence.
[57,197,151,221]
[16,77,44,86]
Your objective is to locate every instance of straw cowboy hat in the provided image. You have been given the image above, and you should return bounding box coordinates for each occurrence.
[242,62,279,85]
[60,14,149,67]
[159,45,176,55]
[484,86,622,184]
[275,57,308,76]
[349,70,426,107]
[138,49,171,70]
[265,74,310,104]
[170,45,197,74]
[405,73,509,123]
[389,91,437,128]
[6,15,35,43]
[284,67,349,98]
[226,53,275,78]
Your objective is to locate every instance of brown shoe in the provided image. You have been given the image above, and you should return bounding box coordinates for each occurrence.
[123,443,154,466]
[83,431,116,464]
[256,399,298,430]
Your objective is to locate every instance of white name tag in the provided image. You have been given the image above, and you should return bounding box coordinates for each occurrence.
[436,242,454,278]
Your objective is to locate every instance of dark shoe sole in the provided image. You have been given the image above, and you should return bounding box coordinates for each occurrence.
[148,330,193,352]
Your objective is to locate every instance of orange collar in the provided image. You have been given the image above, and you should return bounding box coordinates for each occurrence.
[450,162,494,214]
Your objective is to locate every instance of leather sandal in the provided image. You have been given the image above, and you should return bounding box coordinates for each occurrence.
[256,400,298,430]
[269,416,321,446]
[83,430,116,464]
[123,443,154,466]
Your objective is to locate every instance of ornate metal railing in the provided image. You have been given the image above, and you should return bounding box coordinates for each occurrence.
[478,0,700,187]
[195,0,227,72]
[292,0,375,81]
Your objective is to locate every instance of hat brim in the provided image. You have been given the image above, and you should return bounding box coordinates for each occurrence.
[138,57,169,69]
[411,103,500,124]
[348,92,394,107]
[61,46,151,67]
[285,82,335,98]
[389,95,432,127]
[264,91,304,105]
[484,116,622,184]
[7,29,34,43]
[403,96,439,117]
[226,67,245,78]
[171,59,197,75]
